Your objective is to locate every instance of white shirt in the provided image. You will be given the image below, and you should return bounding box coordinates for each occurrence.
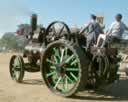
[108,21,128,38]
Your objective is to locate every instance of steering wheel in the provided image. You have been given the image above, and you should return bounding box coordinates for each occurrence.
[45,21,71,45]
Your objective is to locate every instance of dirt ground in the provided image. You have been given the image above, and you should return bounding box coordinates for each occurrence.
[0,53,128,102]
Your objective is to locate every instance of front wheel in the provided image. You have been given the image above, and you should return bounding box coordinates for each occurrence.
[9,55,25,83]
[41,40,89,97]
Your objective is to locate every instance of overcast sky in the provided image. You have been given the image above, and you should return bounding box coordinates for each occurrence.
[0,0,128,37]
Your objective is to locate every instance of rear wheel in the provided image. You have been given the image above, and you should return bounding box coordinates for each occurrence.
[46,21,71,45]
[41,40,89,97]
[9,55,25,83]
[87,55,109,88]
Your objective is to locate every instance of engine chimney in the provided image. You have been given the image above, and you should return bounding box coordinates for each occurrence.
[31,14,37,33]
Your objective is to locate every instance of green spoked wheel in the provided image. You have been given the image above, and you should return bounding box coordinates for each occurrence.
[88,55,109,88]
[41,40,89,97]
[9,55,25,83]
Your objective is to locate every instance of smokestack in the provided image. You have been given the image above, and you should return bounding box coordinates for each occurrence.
[31,13,37,32]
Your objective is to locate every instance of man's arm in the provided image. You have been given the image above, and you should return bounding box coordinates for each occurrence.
[79,23,90,35]
[88,23,94,34]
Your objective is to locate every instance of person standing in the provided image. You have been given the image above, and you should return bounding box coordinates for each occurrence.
[80,14,103,50]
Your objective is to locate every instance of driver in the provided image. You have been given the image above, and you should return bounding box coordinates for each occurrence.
[80,14,103,50]
[95,14,128,47]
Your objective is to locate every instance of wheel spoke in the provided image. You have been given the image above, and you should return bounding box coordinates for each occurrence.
[12,67,15,71]
[65,55,75,63]
[15,71,20,80]
[15,57,20,65]
[60,48,64,62]
[12,64,16,67]
[46,59,57,65]
[64,47,68,60]
[71,59,78,66]
[52,73,58,82]
[70,72,78,81]
[49,65,56,69]
[98,58,102,76]
[66,67,79,71]
[61,76,66,92]
[59,25,65,35]
[13,73,16,79]
[46,71,56,77]
[52,25,57,34]
[65,75,68,89]
[14,60,17,66]
[65,74,74,83]
[53,48,60,59]
[53,55,58,63]
[54,77,62,89]
[13,70,17,79]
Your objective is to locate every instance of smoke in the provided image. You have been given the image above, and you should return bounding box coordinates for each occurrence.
[0,0,32,37]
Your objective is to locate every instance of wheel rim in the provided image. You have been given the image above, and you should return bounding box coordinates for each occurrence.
[43,45,80,94]
[10,56,22,80]
[46,21,71,45]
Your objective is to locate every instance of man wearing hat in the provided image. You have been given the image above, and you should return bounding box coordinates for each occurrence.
[80,14,102,50]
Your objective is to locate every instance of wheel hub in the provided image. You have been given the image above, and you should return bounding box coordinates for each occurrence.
[14,66,19,71]
[56,62,66,77]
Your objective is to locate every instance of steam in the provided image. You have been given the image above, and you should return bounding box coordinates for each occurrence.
[0,0,32,37]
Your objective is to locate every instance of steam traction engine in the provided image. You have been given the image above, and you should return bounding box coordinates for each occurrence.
[9,14,128,97]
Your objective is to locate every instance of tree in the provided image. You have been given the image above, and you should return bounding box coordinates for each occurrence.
[0,32,19,51]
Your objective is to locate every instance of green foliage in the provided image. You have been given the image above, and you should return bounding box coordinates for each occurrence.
[0,32,27,52]
[1,33,17,49]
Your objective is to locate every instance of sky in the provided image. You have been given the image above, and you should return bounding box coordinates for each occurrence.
[0,0,128,37]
